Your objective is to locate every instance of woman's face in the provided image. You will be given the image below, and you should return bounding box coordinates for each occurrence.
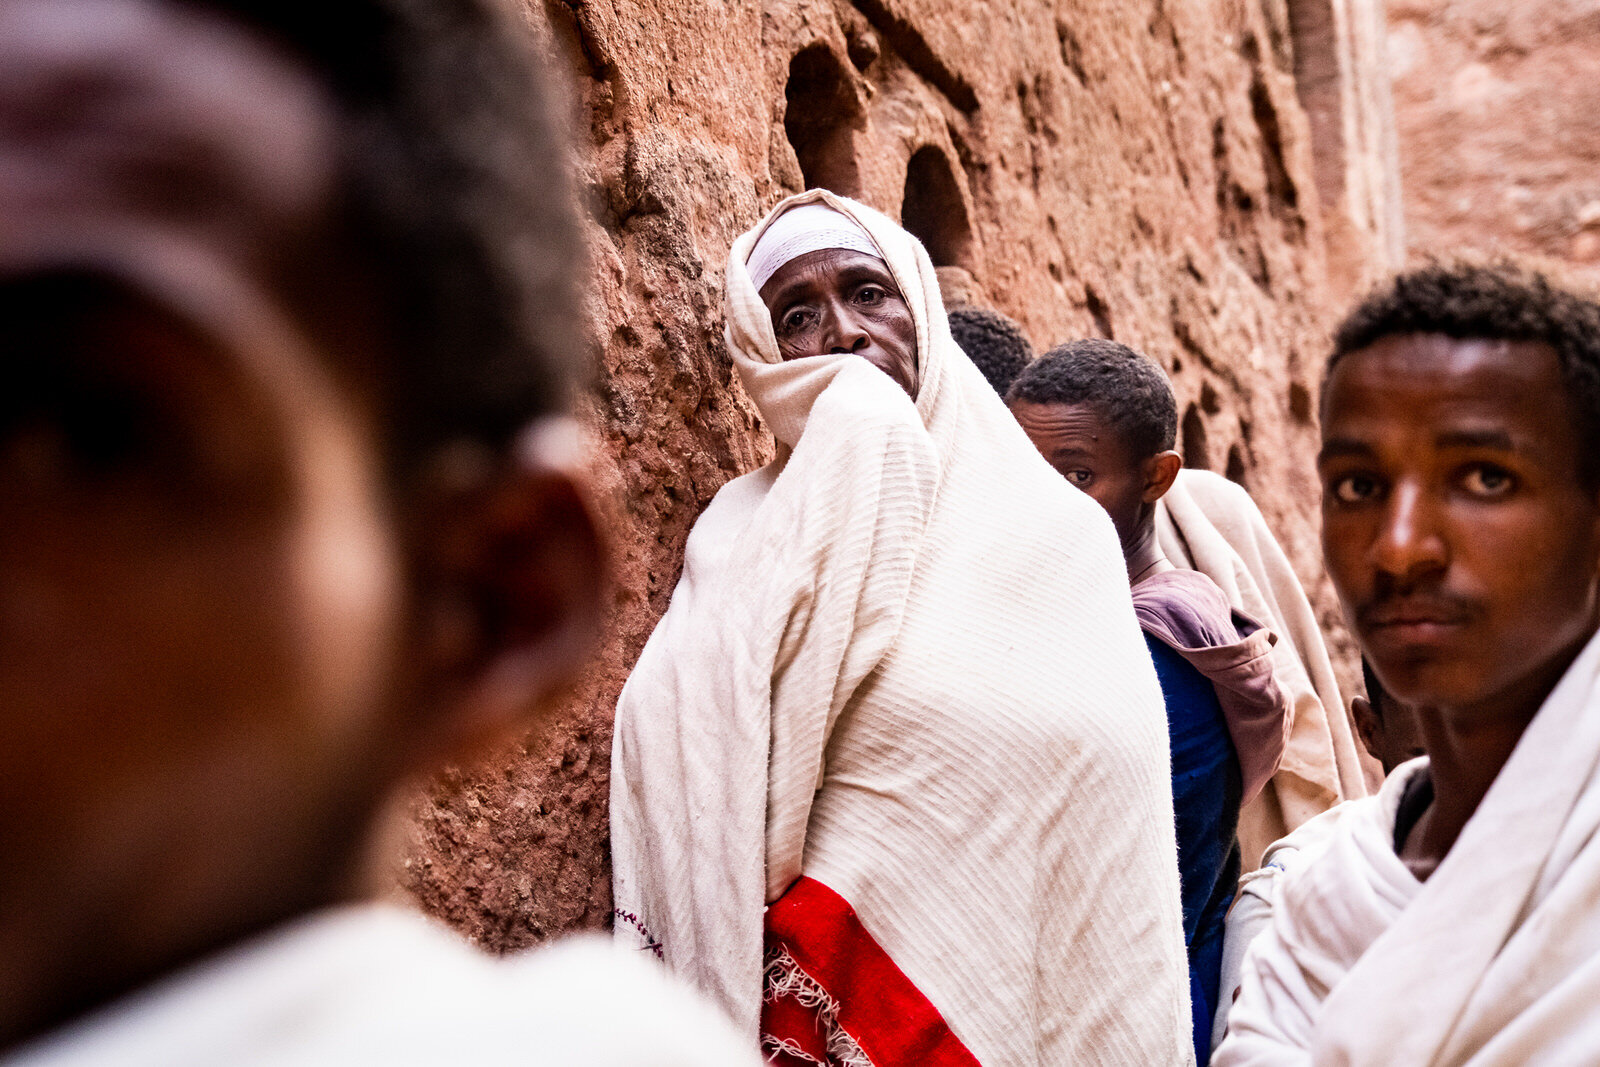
[758,248,919,397]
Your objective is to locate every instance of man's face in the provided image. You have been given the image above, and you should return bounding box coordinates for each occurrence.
[1319,334,1600,720]
[1010,399,1147,548]
[759,248,919,397]
[0,2,404,1040]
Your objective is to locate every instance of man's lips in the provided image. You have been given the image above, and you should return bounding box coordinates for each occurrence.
[1359,599,1474,640]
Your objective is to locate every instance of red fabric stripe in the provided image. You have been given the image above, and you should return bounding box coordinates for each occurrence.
[762,876,982,1067]
[763,990,832,1065]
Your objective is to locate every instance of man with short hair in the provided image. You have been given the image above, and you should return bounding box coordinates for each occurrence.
[1008,340,1290,1063]
[0,1,757,1063]
[1216,263,1600,1064]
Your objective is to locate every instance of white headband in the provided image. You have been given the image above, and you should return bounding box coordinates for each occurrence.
[745,202,882,291]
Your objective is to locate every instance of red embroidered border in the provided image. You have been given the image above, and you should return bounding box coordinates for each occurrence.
[762,876,982,1067]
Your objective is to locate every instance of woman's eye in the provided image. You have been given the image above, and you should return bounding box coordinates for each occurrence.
[1330,473,1381,504]
[855,285,885,305]
[1065,469,1093,487]
[1462,464,1515,498]
[780,308,813,335]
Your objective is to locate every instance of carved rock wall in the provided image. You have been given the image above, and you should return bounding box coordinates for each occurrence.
[1388,0,1600,284]
[1284,0,1404,295]
[402,0,1396,951]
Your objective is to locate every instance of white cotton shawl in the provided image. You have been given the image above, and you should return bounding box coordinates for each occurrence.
[4,906,762,1067]
[1216,627,1600,1065]
[610,189,1193,1064]
[1156,471,1371,865]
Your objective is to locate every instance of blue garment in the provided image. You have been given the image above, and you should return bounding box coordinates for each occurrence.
[1145,633,1242,1067]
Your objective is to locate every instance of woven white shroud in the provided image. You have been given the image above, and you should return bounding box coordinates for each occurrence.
[610,189,1193,1065]
[1218,627,1600,1065]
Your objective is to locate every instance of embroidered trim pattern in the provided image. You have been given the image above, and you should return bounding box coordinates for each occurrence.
[611,907,664,960]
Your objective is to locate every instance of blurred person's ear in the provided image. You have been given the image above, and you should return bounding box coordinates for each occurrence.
[404,420,606,767]
[1350,695,1383,761]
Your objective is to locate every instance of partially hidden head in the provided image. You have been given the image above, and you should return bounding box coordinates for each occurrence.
[1006,338,1182,553]
[1352,658,1425,775]
[0,0,603,1045]
[948,306,1033,397]
[1320,262,1600,726]
[750,202,919,397]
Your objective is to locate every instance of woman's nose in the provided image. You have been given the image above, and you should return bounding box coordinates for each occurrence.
[822,303,870,354]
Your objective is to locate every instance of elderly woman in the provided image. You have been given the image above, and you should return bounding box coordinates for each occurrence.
[611,191,1192,1066]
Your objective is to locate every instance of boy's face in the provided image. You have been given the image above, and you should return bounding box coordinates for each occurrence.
[1004,398,1171,550]
[1009,399,1151,548]
[1319,333,1600,721]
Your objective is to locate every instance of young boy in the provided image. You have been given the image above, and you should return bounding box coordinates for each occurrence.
[1217,263,1600,1063]
[1008,340,1291,1062]
[0,2,756,1063]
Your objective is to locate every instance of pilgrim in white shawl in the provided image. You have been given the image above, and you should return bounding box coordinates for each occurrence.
[1007,340,1292,1065]
[610,190,1194,1066]
[1215,263,1600,1065]
[0,4,757,1064]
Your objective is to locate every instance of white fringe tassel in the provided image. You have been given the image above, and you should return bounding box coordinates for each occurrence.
[761,947,874,1067]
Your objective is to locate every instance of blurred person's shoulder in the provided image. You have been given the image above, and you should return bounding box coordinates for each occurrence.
[6,905,760,1067]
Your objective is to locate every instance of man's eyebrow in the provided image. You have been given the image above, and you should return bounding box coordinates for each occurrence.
[1436,428,1516,451]
[1317,438,1372,463]
[1318,429,1521,463]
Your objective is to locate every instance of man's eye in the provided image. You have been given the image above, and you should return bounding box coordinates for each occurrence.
[1462,464,1515,498]
[780,308,813,335]
[1065,469,1093,487]
[855,285,885,305]
[1330,473,1381,504]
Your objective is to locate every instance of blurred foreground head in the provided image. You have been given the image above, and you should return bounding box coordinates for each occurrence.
[0,0,602,1048]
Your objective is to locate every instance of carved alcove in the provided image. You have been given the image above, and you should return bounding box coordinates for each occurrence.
[901,144,975,269]
[783,43,866,196]
[1182,402,1211,470]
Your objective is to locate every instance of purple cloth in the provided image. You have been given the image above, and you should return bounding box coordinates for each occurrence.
[1132,569,1290,804]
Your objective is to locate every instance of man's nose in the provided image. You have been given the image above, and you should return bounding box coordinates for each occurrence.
[1370,481,1449,586]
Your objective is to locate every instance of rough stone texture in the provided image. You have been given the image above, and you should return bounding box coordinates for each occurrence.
[1284,0,1404,296]
[1388,0,1600,286]
[402,0,1395,952]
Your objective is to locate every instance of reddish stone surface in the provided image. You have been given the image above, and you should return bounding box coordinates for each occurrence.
[401,0,1380,952]
[1388,0,1600,285]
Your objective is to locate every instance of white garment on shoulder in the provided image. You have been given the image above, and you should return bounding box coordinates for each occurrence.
[1157,470,1373,865]
[1218,625,1600,1065]
[1209,799,1363,1053]
[3,905,762,1067]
